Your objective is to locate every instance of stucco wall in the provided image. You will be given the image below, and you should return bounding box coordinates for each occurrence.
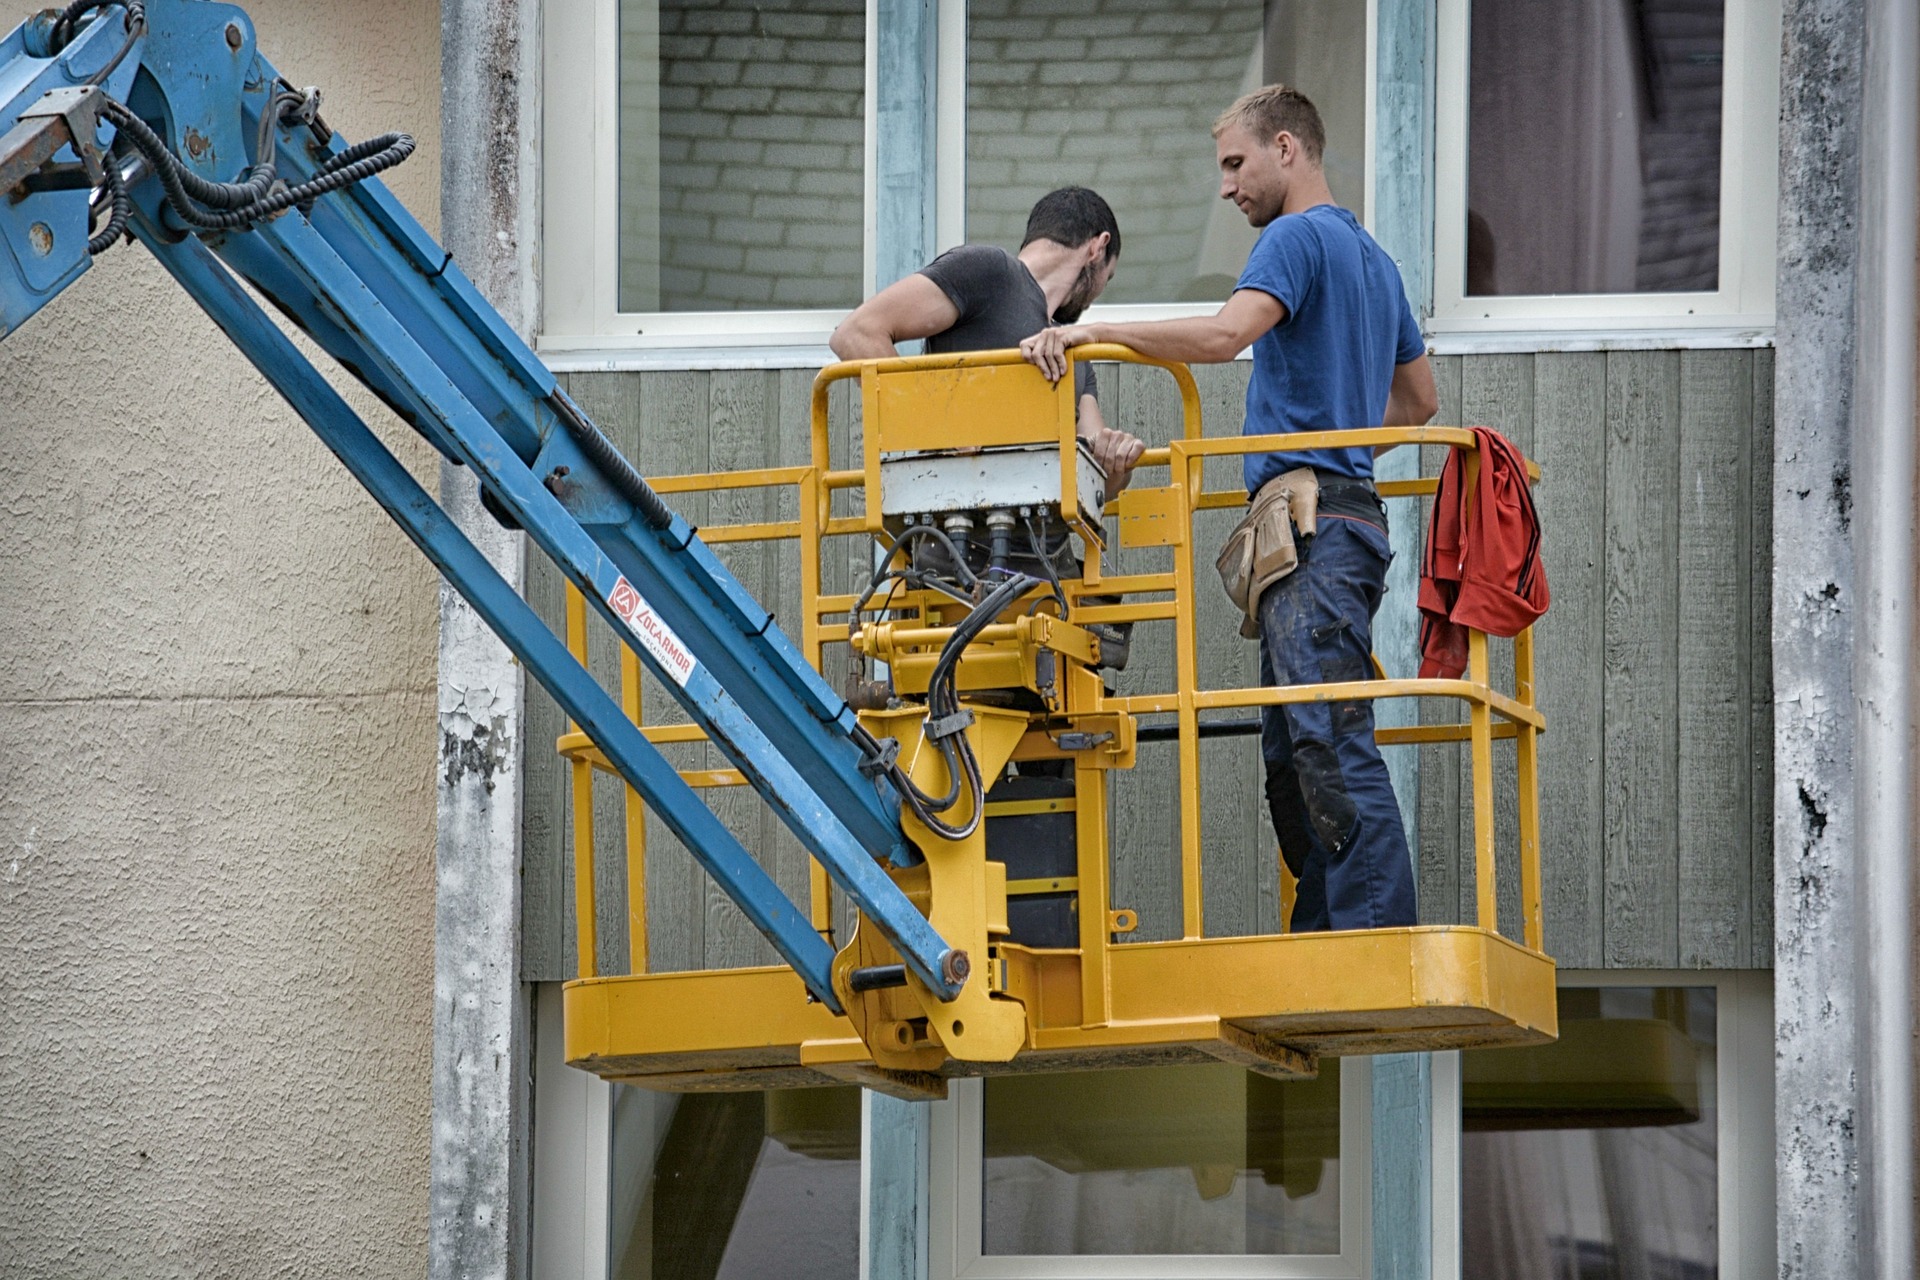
[0,2,444,1274]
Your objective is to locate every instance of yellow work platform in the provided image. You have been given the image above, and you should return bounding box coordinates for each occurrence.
[556,347,1557,1095]
[567,926,1555,1098]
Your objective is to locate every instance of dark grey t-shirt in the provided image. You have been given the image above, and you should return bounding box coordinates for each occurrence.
[919,245,1095,402]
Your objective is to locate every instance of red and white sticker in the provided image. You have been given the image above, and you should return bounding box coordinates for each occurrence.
[607,576,698,687]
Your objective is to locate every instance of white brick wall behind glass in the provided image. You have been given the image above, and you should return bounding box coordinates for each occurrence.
[620,0,866,313]
[966,0,1367,305]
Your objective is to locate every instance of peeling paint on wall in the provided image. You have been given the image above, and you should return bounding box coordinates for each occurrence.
[441,711,515,794]
[1772,0,1868,1273]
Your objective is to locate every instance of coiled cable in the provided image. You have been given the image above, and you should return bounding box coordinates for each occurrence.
[99,97,412,232]
[47,1,145,87]
[85,154,127,254]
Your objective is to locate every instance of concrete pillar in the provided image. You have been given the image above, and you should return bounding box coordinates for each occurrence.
[432,1,540,1276]
[1773,0,1917,1274]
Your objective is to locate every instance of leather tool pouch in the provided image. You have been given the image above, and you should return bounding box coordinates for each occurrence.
[1215,467,1319,638]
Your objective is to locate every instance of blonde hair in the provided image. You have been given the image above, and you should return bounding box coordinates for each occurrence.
[1212,85,1326,163]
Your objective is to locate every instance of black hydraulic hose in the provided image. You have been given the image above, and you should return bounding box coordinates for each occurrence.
[925,572,1035,719]
[47,1,146,88]
[892,524,978,590]
[84,0,143,87]
[319,131,411,177]
[49,0,101,47]
[894,571,1038,841]
[99,98,413,231]
[907,739,984,842]
[100,99,276,213]
[1024,514,1070,617]
[547,389,676,531]
[988,522,1012,574]
[902,736,966,818]
[200,131,410,227]
[846,525,979,645]
[86,157,127,254]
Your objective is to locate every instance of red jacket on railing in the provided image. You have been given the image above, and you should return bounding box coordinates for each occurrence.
[1418,427,1549,679]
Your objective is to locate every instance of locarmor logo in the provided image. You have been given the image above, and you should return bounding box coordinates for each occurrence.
[606,576,697,687]
[609,577,643,621]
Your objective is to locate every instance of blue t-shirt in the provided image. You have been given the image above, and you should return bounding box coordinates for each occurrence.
[1234,204,1424,493]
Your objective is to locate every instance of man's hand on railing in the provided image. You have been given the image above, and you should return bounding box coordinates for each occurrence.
[1021,323,1094,383]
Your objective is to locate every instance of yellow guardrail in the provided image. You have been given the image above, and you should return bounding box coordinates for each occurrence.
[558,346,1544,986]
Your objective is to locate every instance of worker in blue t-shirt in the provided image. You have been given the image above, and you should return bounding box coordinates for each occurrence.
[1021,85,1439,932]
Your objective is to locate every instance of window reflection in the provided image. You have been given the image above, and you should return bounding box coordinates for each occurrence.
[982,1061,1342,1255]
[609,1086,860,1280]
[966,0,1367,306]
[1466,0,1725,296]
[1463,987,1719,1279]
[619,0,866,313]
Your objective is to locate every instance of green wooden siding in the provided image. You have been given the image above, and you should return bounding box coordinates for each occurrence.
[521,349,1775,980]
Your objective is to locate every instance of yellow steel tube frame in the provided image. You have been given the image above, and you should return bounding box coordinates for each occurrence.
[557,347,1554,1090]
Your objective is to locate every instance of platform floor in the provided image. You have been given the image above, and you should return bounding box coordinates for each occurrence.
[564,925,1558,1098]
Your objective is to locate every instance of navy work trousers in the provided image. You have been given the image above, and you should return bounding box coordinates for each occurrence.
[1257,511,1417,931]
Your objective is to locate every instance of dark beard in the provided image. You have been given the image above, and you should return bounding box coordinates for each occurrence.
[1052,259,1105,324]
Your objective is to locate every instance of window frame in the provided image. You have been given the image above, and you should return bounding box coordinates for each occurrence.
[1435,970,1777,1280]
[541,0,1388,355]
[1430,0,1782,335]
[925,1059,1375,1280]
[540,0,879,353]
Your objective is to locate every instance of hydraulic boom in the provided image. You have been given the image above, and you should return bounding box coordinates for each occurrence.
[0,0,965,1016]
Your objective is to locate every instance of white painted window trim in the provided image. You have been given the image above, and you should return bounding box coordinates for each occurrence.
[1426,325,1774,355]
[1430,0,1782,334]
[1439,970,1777,1280]
[1430,1052,1464,1280]
[530,983,615,1280]
[933,0,967,257]
[925,1059,1374,1280]
[531,974,1770,1279]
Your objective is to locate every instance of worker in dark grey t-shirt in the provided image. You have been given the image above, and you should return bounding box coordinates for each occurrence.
[829,187,1145,496]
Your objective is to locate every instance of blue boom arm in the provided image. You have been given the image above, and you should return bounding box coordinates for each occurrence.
[0,0,966,1011]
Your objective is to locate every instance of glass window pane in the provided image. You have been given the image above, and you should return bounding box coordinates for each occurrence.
[1466,0,1725,296]
[982,1061,1342,1255]
[609,1085,860,1280]
[620,0,866,313]
[1462,987,1719,1279]
[965,1,1368,306]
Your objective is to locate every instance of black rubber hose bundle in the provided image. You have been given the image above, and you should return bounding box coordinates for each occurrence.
[99,97,412,232]
[844,524,980,649]
[48,1,145,86]
[50,0,139,51]
[887,571,1039,842]
[86,157,127,254]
